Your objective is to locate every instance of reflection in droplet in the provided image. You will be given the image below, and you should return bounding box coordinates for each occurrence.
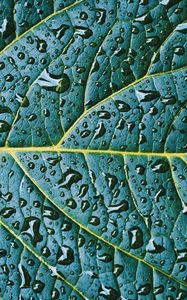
[57,246,74,265]
[21,217,43,246]
[128,227,143,249]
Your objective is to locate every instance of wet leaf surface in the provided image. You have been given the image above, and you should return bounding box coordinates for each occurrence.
[0,0,187,299]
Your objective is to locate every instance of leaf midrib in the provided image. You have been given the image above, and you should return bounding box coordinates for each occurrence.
[0,147,186,157]
[0,0,186,292]
[10,152,187,289]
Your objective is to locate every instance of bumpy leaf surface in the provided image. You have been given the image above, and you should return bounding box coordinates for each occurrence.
[0,0,187,299]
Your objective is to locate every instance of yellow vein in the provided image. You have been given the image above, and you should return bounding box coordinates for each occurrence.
[11,152,187,288]
[0,219,86,300]
[146,18,187,75]
[0,147,186,158]
[57,64,187,146]
[0,0,83,57]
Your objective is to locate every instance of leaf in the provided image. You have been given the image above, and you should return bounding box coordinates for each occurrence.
[0,0,76,50]
[0,0,187,299]
[61,68,187,152]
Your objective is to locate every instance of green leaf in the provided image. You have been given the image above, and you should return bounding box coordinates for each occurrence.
[0,0,187,299]
[0,0,76,50]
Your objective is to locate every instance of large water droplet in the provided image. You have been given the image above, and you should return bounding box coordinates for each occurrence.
[21,217,43,246]
[33,280,45,293]
[74,26,93,39]
[96,9,106,24]
[115,100,131,112]
[0,120,10,133]
[0,207,16,218]
[57,246,74,265]
[93,123,106,139]
[104,173,118,190]
[43,206,59,220]
[176,23,187,34]
[135,12,153,24]
[137,284,151,295]
[36,69,70,93]
[47,156,62,166]
[146,238,165,253]
[128,227,143,249]
[57,168,82,189]
[135,90,160,102]
[19,264,31,288]
[108,201,129,213]
[99,284,119,300]
[151,159,169,173]
[53,24,70,39]
[35,37,47,53]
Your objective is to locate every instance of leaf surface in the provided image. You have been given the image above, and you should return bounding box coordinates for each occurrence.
[0,0,187,299]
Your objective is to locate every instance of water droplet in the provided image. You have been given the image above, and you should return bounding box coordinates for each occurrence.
[146,238,165,253]
[0,105,11,114]
[146,36,160,46]
[0,192,12,201]
[21,217,43,246]
[99,284,119,300]
[66,198,77,209]
[93,123,106,139]
[135,165,145,175]
[104,173,118,190]
[77,184,89,197]
[174,46,185,56]
[96,9,106,24]
[137,284,151,295]
[151,159,169,173]
[0,207,16,218]
[51,288,60,299]
[36,69,70,93]
[0,249,7,257]
[153,285,164,295]
[176,23,187,34]
[80,130,91,138]
[113,264,124,277]
[47,156,62,166]
[155,186,166,202]
[53,24,70,39]
[89,216,100,226]
[74,26,93,39]
[160,0,181,8]
[19,264,31,288]
[57,246,74,265]
[177,251,187,262]
[97,111,111,119]
[135,90,160,102]
[128,227,143,249]
[115,100,131,112]
[33,280,45,293]
[28,114,37,122]
[57,168,82,189]
[80,12,88,20]
[81,200,90,212]
[43,206,59,220]
[0,120,10,133]
[108,201,129,213]
[161,95,176,105]
[98,253,112,262]
[135,12,153,24]
[41,246,51,258]
[35,36,47,53]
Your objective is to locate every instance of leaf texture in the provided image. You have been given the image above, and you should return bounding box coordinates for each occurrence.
[0,0,76,50]
[0,0,187,299]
